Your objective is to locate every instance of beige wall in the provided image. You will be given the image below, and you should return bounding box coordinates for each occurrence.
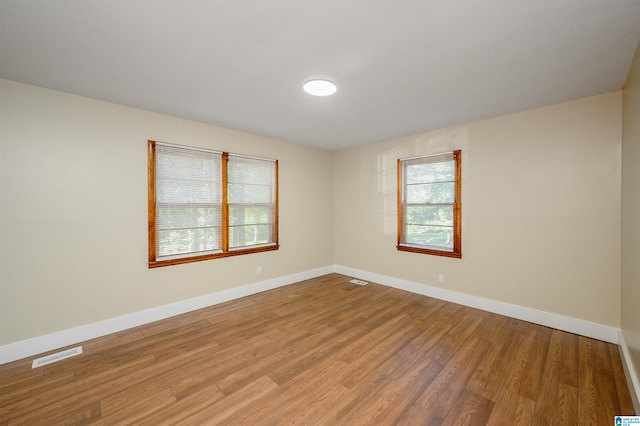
[622,41,640,391]
[0,79,335,346]
[335,92,622,327]
[0,76,627,351]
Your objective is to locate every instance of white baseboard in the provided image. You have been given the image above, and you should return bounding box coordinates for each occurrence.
[334,265,620,344]
[0,266,334,365]
[619,330,640,413]
[0,265,625,367]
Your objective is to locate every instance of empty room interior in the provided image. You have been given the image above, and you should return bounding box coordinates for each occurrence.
[2,1,640,424]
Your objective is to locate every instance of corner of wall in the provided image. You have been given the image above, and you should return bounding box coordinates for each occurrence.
[619,330,640,414]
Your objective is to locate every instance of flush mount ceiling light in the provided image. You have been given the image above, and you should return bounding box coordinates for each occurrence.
[303,79,337,96]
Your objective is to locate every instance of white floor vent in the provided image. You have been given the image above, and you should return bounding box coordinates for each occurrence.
[32,346,83,368]
[350,279,369,285]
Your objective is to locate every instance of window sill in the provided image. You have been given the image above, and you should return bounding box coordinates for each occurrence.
[397,245,461,259]
[149,244,279,268]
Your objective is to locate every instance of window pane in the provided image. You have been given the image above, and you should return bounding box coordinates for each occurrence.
[406,205,453,226]
[157,206,219,229]
[158,227,220,256]
[230,224,273,249]
[405,225,453,249]
[228,183,272,204]
[406,182,454,203]
[156,153,219,181]
[154,143,222,259]
[156,179,220,203]
[406,161,454,184]
[227,155,277,250]
[228,160,272,184]
[230,206,271,225]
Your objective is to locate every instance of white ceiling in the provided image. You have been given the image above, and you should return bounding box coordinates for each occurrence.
[2,1,640,151]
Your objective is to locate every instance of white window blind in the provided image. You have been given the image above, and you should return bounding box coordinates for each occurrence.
[227,155,277,250]
[155,143,222,259]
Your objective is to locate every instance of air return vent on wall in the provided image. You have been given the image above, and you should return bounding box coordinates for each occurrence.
[32,346,83,368]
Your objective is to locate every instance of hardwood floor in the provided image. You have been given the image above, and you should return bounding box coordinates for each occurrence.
[0,273,635,425]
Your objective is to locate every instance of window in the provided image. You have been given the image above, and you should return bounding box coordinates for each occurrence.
[148,141,278,268]
[397,150,461,258]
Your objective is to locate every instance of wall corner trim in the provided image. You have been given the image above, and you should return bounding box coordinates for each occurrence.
[619,330,640,413]
[0,265,334,366]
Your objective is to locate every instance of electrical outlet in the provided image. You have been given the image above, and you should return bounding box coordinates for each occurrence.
[438,274,445,284]
[257,266,262,275]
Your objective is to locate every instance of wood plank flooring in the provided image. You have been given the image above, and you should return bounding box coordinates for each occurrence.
[0,273,635,425]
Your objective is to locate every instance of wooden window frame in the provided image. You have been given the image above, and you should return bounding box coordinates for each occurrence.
[397,150,461,258]
[148,140,279,268]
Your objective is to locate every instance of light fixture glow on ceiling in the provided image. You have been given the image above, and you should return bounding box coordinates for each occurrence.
[303,79,337,96]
